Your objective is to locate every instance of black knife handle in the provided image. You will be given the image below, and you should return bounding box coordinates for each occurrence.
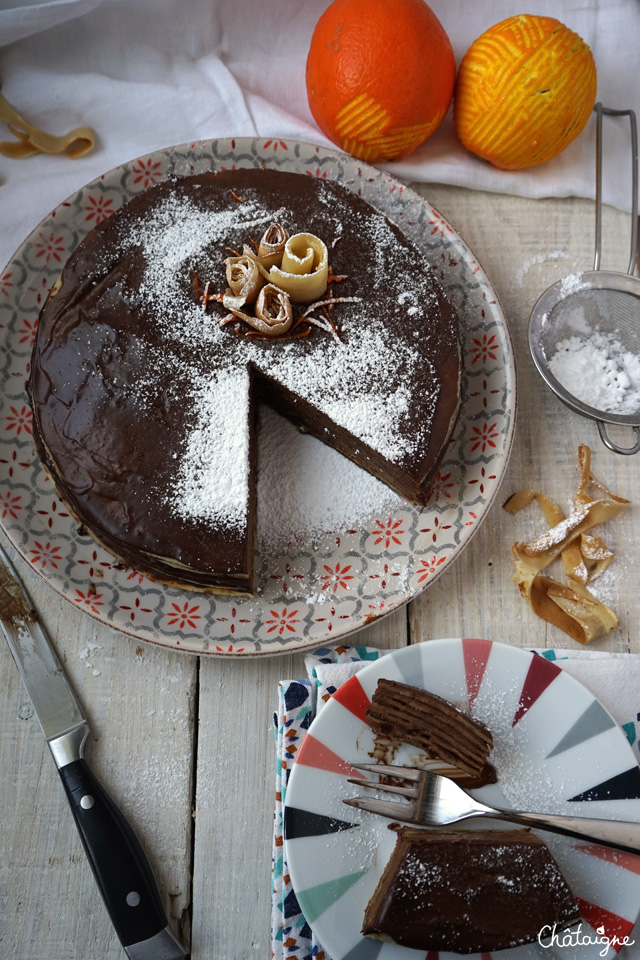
[58,758,184,956]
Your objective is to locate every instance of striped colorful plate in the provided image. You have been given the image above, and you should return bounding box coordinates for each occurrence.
[284,639,640,959]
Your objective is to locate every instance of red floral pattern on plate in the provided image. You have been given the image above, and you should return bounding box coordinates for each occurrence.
[269,562,306,595]
[16,317,37,348]
[370,518,405,548]
[265,607,301,635]
[418,515,454,543]
[415,555,447,583]
[313,605,352,632]
[33,231,66,263]
[215,606,252,636]
[166,602,202,629]
[36,499,71,529]
[429,469,456,504]
[119,595,155,623]
[131,157,163,189]
[0,271,13,297]
[29,540,63,570]
[469,421,500,454]
[471,333,501,365]
[0,449,31,480]
[0,491,22,521]
[76,549,112,578]
[4,405,32,436]
[74,589,104,614]
[319,563,354,593]
[84,193,115,224]
[368,563,403,590]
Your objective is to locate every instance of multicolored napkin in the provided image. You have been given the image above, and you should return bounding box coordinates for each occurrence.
[271,644,640,960]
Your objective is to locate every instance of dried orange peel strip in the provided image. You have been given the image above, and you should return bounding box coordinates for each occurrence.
[504,445,630,643]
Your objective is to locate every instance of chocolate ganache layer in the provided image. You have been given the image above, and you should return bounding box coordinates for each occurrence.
[29,169,462,593]
[363,827,580,954]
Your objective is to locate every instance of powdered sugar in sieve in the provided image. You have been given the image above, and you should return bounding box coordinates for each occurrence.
[529,104,640,455]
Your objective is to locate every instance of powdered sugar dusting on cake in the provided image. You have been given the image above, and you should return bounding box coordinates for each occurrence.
[265,323,434,461]
[172,369,250,530]
[117,180,450,530]
[322,386,414,459]
[129,193,278,336]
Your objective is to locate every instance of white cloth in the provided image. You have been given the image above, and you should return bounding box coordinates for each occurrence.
[0,0,638,271]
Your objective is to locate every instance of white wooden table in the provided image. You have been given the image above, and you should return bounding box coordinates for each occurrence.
[1,183,638,960]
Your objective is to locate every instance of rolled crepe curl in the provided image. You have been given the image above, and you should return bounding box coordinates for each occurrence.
[222,283,293,337]
[245,231,329,304]
[526,575,619,645]
[268,232,328,302]
[504,444,630,644]
[220,224,329,336]
[224,254,265,305]
[256,223,289,268]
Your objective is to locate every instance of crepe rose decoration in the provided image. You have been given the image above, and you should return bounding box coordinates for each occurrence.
[263,232,329,303]
[224,253,265,309]
[504,445,629,644]
[250,284,294,335]
[221,223,329,334]
[222,281,294,336]
[256,223,289,268]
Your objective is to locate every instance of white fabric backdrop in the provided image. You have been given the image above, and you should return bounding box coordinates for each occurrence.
[0,0,638,269]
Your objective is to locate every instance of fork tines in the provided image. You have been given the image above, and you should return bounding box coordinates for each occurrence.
[350,763,424,781]
[344,763,426,824]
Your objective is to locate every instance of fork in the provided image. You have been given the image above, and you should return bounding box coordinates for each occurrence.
[344,763,640,855]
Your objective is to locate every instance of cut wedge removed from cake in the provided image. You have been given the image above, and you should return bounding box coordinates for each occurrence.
[29,169,462,594]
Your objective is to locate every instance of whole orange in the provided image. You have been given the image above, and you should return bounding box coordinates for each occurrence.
[306,0,455,163]
[454,15,597,170]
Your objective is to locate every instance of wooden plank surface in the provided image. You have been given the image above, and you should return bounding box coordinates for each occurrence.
[1,186,638,960]
[190,610,407,960]
[409,185,637,655]
[0,546,196,959]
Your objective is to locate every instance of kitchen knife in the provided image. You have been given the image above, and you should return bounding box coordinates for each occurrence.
[0,541,186,960]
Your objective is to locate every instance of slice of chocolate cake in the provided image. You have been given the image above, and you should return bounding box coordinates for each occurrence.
[366,678,493,783]
[362,826,580,954]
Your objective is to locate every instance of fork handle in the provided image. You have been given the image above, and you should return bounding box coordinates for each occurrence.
[483,807,640,855]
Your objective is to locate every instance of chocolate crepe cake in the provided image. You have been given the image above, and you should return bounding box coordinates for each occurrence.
[29,169,462,593]
[362,826,580,954]
[366,678,494,784]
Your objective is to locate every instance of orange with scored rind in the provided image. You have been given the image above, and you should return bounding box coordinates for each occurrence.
[454,14,597,170]
[306,0,455,163]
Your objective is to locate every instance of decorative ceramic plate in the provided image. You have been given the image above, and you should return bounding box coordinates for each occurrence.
[0,138,515,656]
[284,639,640,959]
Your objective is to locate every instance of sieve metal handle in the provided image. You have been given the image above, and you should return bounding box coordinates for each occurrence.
[597,420,640,456]
[594,103,639,275]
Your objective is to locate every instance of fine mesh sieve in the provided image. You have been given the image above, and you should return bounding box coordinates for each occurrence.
[529,104,640,455]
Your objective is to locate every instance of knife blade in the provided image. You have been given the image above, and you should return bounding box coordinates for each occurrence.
[0,541,185,960]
